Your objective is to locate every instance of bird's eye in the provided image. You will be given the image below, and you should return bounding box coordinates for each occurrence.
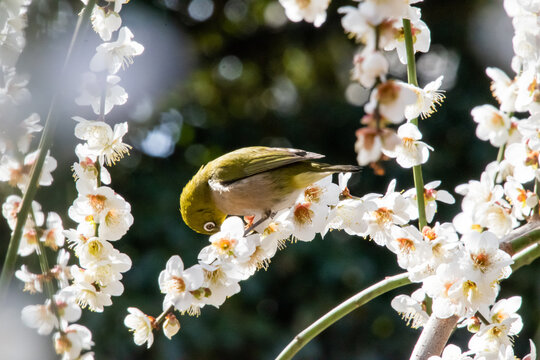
[203,222,216,232]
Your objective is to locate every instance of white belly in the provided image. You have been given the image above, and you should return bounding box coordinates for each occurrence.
[209,173,302,216]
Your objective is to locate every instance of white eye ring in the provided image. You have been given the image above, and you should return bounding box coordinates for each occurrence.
[204,222,216,232]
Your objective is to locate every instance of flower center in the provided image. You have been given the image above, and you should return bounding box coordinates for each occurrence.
[471,252,490,272]
[54,334,72,355]
[295,0,311,9]
[516,188,527,204]
[105,209,119,226]
[424,188,436,202]
[294,203,313,225]
[396,237,415,253]
[88,194,107,213]
[304,185,322,203]
[263,222,278,236]
[377,81,400,104]
[214,237,236,253]
[402,137,415,150]
[525,150,539,168]
[167,276,186,294]
[462,280,478,297]
[422,226,437,240]
[88,239,104,257]
[374,207,393,225]
[490,113,504,127]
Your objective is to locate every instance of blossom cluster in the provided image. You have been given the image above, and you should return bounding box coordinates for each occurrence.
[57,0,141,358]
[0,1,95,358]
[0,0,53,193]
[275,1,538,358]
[125,0,537,358]
[0,1,142,359]
[417,1,540,357]
[125,170,451,346]
[339,0,443,172]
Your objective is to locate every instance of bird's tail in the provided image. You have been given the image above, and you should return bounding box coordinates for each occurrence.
[315,163,361,173]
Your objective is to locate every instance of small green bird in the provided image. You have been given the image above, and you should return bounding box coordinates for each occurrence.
[180,146,360,235]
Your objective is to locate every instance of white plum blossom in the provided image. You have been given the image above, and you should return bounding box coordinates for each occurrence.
[73,237,115,267]
[423,262,467,318]
[75,73,127,115]
[357,0,410,25]
[504,177,538,219]
[52,249,73,289]
[486,67,517,113]
[274,199,329,242]
[469,319,519,355]
[404,76,445,120]
[365,80,418,124]
[504,142,539,183]
[384,11,431,64]
[41,212,65,250]
[91,6,122,41]
[514,67,540,113]
[21,302,58,335]
[484,296,523,333]
[428,344,473,360]
[407,223,460,282]
[16,265,43,293]
[68,265,124,312]
[453,171,512,236]
[302,175,340,207]
[382,122,433,168]
[391,288,430,329]
[518,114,540,151]
[354,126,400,166]
[53,324,94,360]
[0,150,57,191]
[124,307,154,348]
[17,113,42,153]
[73,143,112,185]
[324,197,377,236]
[471,105,511,147]
[460,231,513,282]
[68,184,133,241]
[1,195,44,230]
[0,67,31,105]
[198,268,241,308]
[474,201,516,238]
[404,180,455,223]
[364,180,410,246]
[73,118,131,166]
[159,255,205,313]
[455,171,503,213]
[338,5,378,46]
[278,0,330,27]
[198,217,256,266]
[387,225,430,270]
[351,49,389,88]
[246,232,281,272]
[89,26,144,74]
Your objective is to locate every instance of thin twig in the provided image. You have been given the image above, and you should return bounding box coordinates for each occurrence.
[275,272,411,360]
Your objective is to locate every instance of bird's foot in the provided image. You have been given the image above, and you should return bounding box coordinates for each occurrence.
[243,211,276,236]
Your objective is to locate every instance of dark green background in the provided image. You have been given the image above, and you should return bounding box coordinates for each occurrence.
[0,0,538,359]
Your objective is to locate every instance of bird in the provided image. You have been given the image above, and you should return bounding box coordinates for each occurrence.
[180,146,360,235]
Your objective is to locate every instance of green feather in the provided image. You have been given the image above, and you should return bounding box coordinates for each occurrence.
[208,146,325,184]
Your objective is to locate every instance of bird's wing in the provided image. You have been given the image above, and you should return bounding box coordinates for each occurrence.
[211,146,324,184]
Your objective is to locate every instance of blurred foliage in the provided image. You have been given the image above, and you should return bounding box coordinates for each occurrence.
[0,0,539,359]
